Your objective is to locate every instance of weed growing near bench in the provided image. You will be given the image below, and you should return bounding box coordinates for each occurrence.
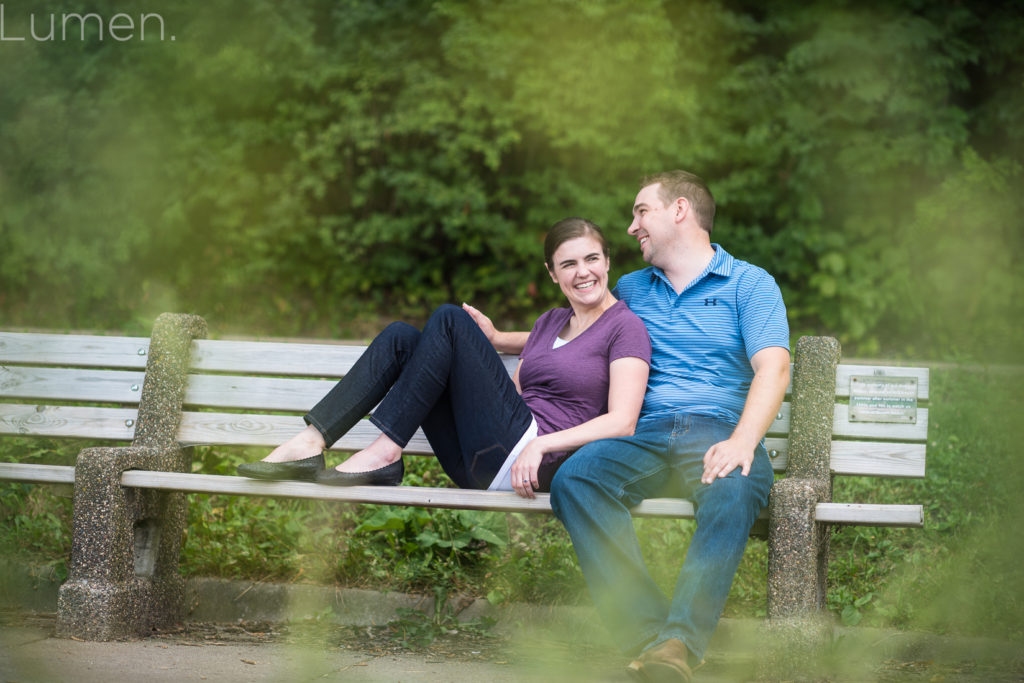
[386,585,498,648]
[181,445,588,605]
[0,437,79,582]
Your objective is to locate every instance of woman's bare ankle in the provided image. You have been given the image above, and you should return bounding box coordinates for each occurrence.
[335,435,402,472]
[263,426,326,463]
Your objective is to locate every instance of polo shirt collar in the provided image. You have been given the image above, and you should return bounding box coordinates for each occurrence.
[648,243,734,287]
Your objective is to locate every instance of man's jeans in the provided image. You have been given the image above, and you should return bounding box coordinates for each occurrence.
[549,413,774,661]
[306,304,533,489]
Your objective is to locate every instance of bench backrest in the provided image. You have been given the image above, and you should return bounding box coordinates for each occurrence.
[1,331,928,483]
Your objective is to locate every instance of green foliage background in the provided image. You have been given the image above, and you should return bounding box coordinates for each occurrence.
[1,0,1022,360]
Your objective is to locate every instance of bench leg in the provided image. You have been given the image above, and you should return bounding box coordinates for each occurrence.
[57,446,189,640]
[767,478,830,616]
[760,477,833,680]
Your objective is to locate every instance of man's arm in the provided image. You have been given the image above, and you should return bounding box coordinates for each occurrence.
[462,303,529,355]
[701,346,791,484]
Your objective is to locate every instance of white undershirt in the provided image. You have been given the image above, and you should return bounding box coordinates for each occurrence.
[486,417,539,491]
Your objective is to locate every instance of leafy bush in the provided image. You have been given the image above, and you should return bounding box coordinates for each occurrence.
[2,0,1022,359]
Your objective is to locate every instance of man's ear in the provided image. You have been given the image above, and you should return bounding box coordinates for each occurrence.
[674,197,690,223]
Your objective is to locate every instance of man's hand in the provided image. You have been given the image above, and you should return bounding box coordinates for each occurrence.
[701,436,757,484]
[701,346,790,485]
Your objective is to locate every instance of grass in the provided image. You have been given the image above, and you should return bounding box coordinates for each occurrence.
[827,366,1024,639]
[1,365,1022,642]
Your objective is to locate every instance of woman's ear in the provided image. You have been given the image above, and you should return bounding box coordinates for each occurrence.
[546,262,558,284]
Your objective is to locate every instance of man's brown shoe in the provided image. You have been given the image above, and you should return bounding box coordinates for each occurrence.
[631,638,693,683]
[625,658,646,682]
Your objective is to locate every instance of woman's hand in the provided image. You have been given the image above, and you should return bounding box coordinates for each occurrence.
[462,303,496,342]
[462,302,530,354]
[510,439,546,499]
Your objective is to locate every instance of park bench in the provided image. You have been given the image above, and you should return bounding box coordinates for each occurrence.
[0,313,928,643]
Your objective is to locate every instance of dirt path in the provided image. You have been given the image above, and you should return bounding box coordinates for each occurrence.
[4,611,1023,682]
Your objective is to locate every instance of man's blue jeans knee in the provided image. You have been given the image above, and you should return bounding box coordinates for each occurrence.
[550,414,774,661]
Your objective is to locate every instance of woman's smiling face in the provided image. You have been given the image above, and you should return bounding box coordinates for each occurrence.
[547,235,611,310]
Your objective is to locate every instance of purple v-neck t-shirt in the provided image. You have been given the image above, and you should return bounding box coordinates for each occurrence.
[519,299,651,439]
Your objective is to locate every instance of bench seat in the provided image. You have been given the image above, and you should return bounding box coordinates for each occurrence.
[0,463,924,527]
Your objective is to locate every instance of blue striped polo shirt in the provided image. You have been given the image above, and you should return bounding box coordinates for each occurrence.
[613,244,790,426]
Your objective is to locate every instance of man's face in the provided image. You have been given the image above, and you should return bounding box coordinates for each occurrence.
[628,183,675,267]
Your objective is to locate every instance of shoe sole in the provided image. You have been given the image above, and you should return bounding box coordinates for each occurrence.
[639,661,691,683]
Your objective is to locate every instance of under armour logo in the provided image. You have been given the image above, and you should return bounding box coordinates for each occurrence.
[704,298,717,306]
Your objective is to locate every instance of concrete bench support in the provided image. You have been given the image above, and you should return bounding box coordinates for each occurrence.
[56,313,206,639]
[762,335,841,678]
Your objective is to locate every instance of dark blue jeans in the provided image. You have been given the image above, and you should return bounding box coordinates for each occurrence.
[305,304,534,489]
[549,414,774,662]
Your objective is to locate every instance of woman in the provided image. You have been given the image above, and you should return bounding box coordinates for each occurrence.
[238,217,651,498]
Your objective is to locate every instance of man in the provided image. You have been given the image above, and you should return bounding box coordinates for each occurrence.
[465,170,790,682]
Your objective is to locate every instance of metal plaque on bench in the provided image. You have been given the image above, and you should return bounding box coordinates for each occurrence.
[849,375,918,423]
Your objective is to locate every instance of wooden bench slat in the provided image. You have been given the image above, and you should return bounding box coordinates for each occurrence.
[815,503,923,527]
[824,440,926,478]
[0,332,149,369]
[0,404,136,440]
[176,411,436,453]
[0,462,76,484]
[178,412,925,477]
[190,339,521,377]
[0,462,923,529]
[765,438,925,478]
[779,363,930,399]
[190,339,929,402]
[770,405,929,444]
[122,470,562,513]
[190,339,367,377]
[0,464,919,528]
[831,404,928,441]
[3,333,929,402]
[767,404,928,442]
[114,470,923,527]
[0,366,145,404]
[834,364,929,400]
[0,366,928,450]
[0,404,925,479]
[184,374,336,411]
[766,403,791,435]
[0,367,364,413]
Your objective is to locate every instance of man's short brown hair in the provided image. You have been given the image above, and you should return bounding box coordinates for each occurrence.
[641,170,715,234]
